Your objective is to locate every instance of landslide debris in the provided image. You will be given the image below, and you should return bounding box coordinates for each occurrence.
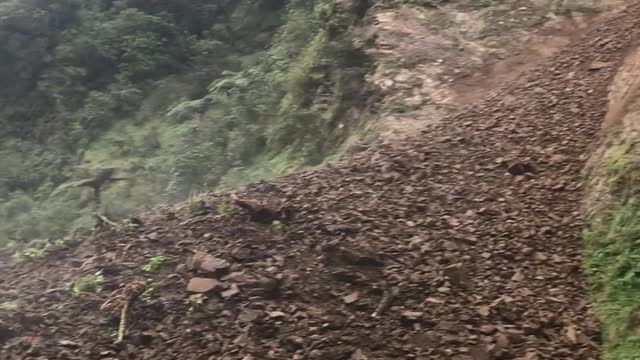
[2,3,640,360]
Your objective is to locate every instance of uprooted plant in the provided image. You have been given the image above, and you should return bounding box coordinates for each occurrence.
[100,281,146,344]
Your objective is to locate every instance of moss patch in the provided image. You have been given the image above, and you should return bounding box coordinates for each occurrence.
[584,136,640,359]
[606,144,630,178]
[585,198,640,359]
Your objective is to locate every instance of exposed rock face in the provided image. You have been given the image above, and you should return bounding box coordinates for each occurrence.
[365,0,620,140]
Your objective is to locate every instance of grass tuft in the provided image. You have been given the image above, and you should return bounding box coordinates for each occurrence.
[607,144,629,178]
[142,255,167,272]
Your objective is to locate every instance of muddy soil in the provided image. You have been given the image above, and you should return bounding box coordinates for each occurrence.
[2,2,640,360]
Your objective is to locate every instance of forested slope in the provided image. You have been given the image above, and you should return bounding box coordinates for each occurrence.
[0,0,371,247]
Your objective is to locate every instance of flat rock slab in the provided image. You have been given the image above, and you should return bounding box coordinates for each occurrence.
[187,278,224,293]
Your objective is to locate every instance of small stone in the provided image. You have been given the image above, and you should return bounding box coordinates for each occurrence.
[511,271,525,282]
[187,278,225,293]
[534,252,548,261]
[507,161,536,175]
[477,306,490,316]
[351,349,367,360]
[521,247,534,256]
[425,297,444,304]
[269,311,286,318]
[565,324,578,343]
[58,340,80,348]
[589,61,612,70]
[238,309,261,323]
[221,284,240,298]
[401,311,424,322]
[343,292,359,304]
[190,252,230,275]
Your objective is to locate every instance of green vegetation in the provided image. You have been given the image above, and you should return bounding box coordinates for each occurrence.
[8,238,63,261]
[0,0,372,247]
[216,203,234,215]
[141,285,155,302]
[142,255,167,272]
[19,246,49,259]
[607,144,630,178]
[71,271,104,296]
[270,220,286,233]
[585,200,640,359]
[186,294,207,313]
[584,139,640,359]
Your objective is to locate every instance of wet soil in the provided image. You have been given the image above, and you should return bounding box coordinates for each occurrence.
[2,2,640,360]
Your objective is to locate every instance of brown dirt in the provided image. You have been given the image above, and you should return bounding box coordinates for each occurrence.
[368,0,629,140]
[602,47,640,130]
[451,13,587,106]
[3,2,640,360]
[452,0,633,108]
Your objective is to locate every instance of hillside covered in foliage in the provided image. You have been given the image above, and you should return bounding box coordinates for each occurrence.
[0,0,372,249]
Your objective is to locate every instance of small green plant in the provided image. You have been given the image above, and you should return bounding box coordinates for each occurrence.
[141,286,155,302]
[142,255,167,272]
[216,203,234,214]
[71,271,104,297]
[188,294,206,305]
[270,220,285,233]
[24,246,50,258]
[10,239,52,261]
[0,301,18,311]
[186,294,207,313]
[607,144,629,178]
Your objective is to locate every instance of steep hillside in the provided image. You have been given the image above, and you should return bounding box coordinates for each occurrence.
[0,0,371,246]
[0,0,621,250]
[2,2,640,359]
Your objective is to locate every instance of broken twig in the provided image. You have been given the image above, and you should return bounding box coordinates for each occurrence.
[101,281,145,344]
[371,286,399,318]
